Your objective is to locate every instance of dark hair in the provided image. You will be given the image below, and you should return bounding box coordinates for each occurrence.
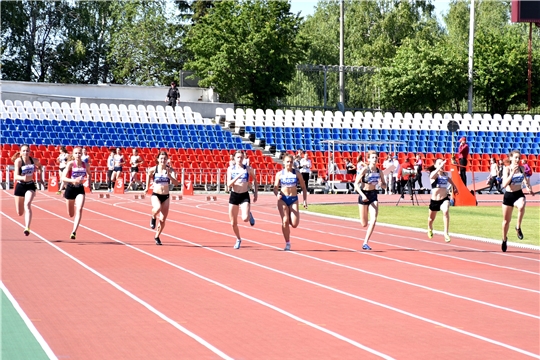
[60,146,67,153]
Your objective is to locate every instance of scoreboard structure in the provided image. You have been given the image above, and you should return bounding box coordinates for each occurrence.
[512,0,540,23]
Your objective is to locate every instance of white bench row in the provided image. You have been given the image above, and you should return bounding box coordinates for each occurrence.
[216,108,540,132]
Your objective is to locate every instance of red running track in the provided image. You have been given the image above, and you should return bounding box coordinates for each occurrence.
[1,190,539,359]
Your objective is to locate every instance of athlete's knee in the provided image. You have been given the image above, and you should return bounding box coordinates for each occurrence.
[291,222,299,229]
[360,220,368,227]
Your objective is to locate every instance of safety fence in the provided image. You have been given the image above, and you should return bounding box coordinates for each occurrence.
[0,166,281,193]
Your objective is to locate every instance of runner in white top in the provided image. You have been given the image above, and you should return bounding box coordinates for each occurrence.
[12,145,42,236]
[110,147,124,190]
[128,148,144,191]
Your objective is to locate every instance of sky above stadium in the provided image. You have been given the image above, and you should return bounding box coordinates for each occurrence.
[290,0,452,22]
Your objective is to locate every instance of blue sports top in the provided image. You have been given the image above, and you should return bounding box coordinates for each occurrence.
[19,158,35,177]
[154,167,171,185]
[280,169,298,188]
[362,168,381,185]
[230,164,249,184]
[510,170,524,185]
[432,174,448,189]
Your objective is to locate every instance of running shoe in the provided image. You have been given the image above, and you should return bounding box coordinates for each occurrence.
[249,212,255,226]
[427,229,433,239]
[234,239,241,249]
[501,239,507,252]
[284,242,291,251]
[444,234,451,243]
[155,237,162,245]
[23,228,30,236]
[56,191,62,195]
[362,243,372,251]
[150,217,156,229]
[70,232,76,240]
[515,227,524,240]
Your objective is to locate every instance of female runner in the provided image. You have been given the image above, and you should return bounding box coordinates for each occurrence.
[501,150,534,252]
[110,147,124,190]
[227,150,257,249]
[12,145,42,236]
[354,150,387,250]
[62,147,91,240]
[273,154,308,251]
[146,151,179,245]
[128,148,144,191]
[426,159,458,243]
[56,146,69,194]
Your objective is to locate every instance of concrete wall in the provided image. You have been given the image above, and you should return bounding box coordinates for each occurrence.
[1,81,233,118]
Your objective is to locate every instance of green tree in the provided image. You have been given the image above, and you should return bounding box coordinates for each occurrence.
[185,0,305,108]
[474,28,529,114]
[1,0,68,82]
[378,39,468,112]
[108,0,186,85]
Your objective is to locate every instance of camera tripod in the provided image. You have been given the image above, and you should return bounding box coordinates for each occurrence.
[396,177,420,206]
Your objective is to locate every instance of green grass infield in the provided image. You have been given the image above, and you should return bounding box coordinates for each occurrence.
[307,204,540,246]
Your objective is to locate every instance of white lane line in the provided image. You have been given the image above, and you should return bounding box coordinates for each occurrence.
[23,205,394,360]
[1,281,58,360]
[1,212,234,360]
[33,201,540,359]
[162,202,540,294]
[188,201,540,275]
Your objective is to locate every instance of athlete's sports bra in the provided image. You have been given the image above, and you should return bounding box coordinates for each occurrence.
[510,168,524,185]
[19,157,35,177]
[362,168,381,185]
[280,169,298,188]
[230,164,249,184]
[431,174,448,189]
[71,162,87,179]
[153,167,170,185]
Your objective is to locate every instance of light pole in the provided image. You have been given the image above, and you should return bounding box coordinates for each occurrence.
[467,0,475,114]
[339,0,345,107]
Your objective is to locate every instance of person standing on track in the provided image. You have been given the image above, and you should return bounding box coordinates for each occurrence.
[110,147,124,191]
[354,150,387,251]
[106,148,115,193]
[146,151,179,245]
[12,144,42,236]
[128,148,144,191]
[56,146,69,195]
[500,150,534,252]
[62,147,91,240]
[426,158,458,243]
[273,154,308,251]
[227,150,257,250]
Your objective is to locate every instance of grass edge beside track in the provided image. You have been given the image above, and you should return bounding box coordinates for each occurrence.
[301,209,540,251]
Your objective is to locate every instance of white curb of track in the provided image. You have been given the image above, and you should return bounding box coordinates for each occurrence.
[300,210,540,252]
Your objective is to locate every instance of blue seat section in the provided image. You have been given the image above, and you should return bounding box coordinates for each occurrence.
[245,127,539,155]
[1,117,538,154]
[1,119,252,150]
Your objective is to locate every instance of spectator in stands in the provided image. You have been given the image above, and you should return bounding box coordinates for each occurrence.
[228,154,235,167]
[12,144,43,236]
[487,157,502,194]
[356,154,366,173]
[146,151,179,245]
[426,158,458,243]
[500,150,535,252]
[457,137,469,185]
[274,154,308,251]
[165,81,180,108]
[345,157,356,193]
[299,152,312,193]
[293,154,301,170]
[354,150,387,251]
[110,147,124,190]
[415,153,424,190]
[497,159,505,191]
[399,158,415,201]
[56,146,69,195]
[383,156,394,195]
[392,155,400,194]
[62,147,91,240]
[106,148,115,193]
[128,148,144,191]
[81,147,91,166]
[521,159,532,179]
[227,150,257,249]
